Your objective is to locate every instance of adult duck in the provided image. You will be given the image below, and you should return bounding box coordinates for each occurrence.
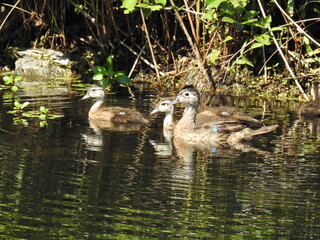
[169,85,278,146]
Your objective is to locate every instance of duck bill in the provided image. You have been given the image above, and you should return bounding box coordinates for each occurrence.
[150,108,160,115]
[81,94,90,100]
[168,98,180,105]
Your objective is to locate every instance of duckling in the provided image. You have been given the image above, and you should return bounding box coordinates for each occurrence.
[150,97,259,131]
[82,85,148,125]
[299,81,320,118]
[169,85,278,146]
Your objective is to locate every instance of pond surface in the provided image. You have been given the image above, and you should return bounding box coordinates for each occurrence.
[0,80,320,239]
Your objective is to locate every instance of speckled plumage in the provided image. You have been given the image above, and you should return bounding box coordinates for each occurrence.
[170,85,278,146]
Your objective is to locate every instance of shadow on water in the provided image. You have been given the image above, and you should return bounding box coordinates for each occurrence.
[0,78,320,239]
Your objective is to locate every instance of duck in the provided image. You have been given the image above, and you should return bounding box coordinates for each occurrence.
[169,85,278,146]
[299,81,320,118]
[150,97,259,132]
[82,85,148,125]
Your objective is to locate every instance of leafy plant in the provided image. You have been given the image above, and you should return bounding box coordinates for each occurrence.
[2,75,22,91]
[92,55,132,89]
[7,100,64,127]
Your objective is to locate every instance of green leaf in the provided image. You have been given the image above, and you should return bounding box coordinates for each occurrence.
[254,34,271,45]
[242,10,258,21]
[106,56,114,74]
[136,3,149,8]
[250,42,264,49]
[102,77,111,87]
[14,101,22,109]
[3,76,13,85]
[261,15,272,28]
[40,106,49,113]
[11,85,19,92]
[205,0,226,9]
[150,5,163,11]
[235,56,254,67]
[39,114,47,121]
[270,27,283,31]
[93,66,107,75]
[15,75,22,81]
[21,101,30,109]
[222,35,233,43]
[40,121,48,128]
[202,9,216,20]
[93,72,104,81]
[115,73,132,84]
[155,0,166,6]
[121,0,137,11]
[208,50,221,64]
[232,22,244,29]
[222,16,236,24]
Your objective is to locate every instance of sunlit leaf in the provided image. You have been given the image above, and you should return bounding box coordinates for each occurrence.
[136,3,149,8]
[222,36,233,43]
[14,101,22,109]
[208,49,221,64]
[39,114,47,121]
[121,0,137,12]
[11,85,18,92]
[40,106,49,113]
[260,15,272,29]
[270,27,283,31]
[21,101,30,109]
[106,56,114,74]
[93,72,104,81]
[222,16,236,23]
[250,42,264,49]
[235,56,254,67]
[3,76,13,85]
[93,66,107,75]
[40,121,48,128]
[150,5,163,11]
[205,0,226,9]
[15,75,22,81]
[155,0,166,6]
[254,34,271,45]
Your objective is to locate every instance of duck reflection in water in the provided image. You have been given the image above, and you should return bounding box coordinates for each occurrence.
[81,85,149,152]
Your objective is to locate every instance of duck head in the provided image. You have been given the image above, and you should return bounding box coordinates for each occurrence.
[150,99,175,115]
[82,85,106,100]
[169,85,200,109]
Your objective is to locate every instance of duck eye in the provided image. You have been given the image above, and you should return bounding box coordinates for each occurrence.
[184,92,189,96]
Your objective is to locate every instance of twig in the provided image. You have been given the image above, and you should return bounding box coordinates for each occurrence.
[140,9,161,82]
[169,0,212,87]
[120,40,165,76]
[257,0,309,101]
[0,0,21,31]
[128,44,146,77]
[273,0,320,48]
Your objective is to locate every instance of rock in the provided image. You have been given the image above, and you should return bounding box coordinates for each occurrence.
[15,49,72,78]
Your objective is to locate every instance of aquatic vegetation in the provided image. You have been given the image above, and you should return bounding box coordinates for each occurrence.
[1,74,22,91]
[92,55,131,90]
[7,100,64,127]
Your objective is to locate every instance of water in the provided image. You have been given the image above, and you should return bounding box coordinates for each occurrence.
[0,80,320,239]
